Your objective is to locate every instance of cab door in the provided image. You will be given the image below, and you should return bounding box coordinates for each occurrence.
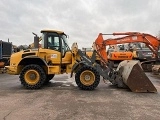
[45,33,62,65]
[60,37,72,64]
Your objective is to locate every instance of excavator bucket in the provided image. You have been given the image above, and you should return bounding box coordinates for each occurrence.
[116,60,157,92]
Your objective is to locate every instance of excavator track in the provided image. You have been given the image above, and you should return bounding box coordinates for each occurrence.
[141,60,160,72]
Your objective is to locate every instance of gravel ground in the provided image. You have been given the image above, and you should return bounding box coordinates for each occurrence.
[0,73,160,120]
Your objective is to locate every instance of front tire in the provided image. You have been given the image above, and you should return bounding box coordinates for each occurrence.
[19,64,46,89]
[75,66,100,90]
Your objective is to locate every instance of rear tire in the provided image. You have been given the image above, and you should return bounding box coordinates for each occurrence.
[75,66,100,90]
[19,64,46,89]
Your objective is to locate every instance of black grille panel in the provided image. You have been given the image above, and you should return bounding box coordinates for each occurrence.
[22,53,36,58]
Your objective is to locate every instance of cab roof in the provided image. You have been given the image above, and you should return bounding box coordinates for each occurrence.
[41,30,64,34]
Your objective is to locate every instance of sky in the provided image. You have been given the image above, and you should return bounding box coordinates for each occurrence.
[0,0,160,49]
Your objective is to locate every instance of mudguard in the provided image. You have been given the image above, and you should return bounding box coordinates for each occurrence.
[70,61,86,77]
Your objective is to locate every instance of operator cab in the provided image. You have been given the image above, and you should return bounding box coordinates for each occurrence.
[40,30,70,56]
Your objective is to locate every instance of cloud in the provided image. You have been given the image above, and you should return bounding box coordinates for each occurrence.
[0,0,160,49]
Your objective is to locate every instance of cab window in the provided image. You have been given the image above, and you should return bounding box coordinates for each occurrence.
[48,35,60,51]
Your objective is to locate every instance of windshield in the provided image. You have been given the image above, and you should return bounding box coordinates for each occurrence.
[61,34,68,44]
[61,34,70,51]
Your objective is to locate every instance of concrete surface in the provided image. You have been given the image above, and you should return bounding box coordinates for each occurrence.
[0,73,160,120]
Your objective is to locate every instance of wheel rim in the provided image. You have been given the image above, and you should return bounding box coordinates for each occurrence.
[80,70,95,86]
[24,70,40,85]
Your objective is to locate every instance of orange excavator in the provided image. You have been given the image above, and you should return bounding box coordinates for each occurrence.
[94,32,160,69]
[93,32,160,92]
[106,44,133,68]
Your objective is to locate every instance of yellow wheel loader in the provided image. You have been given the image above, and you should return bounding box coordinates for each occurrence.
[5,30,157,92]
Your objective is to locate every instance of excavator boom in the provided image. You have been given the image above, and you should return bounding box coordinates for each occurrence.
[94,32,159,92]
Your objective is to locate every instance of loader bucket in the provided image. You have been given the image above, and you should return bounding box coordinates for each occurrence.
[116,60,157,92]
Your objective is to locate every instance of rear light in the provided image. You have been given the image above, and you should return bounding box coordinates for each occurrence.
[114,54,117,58]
